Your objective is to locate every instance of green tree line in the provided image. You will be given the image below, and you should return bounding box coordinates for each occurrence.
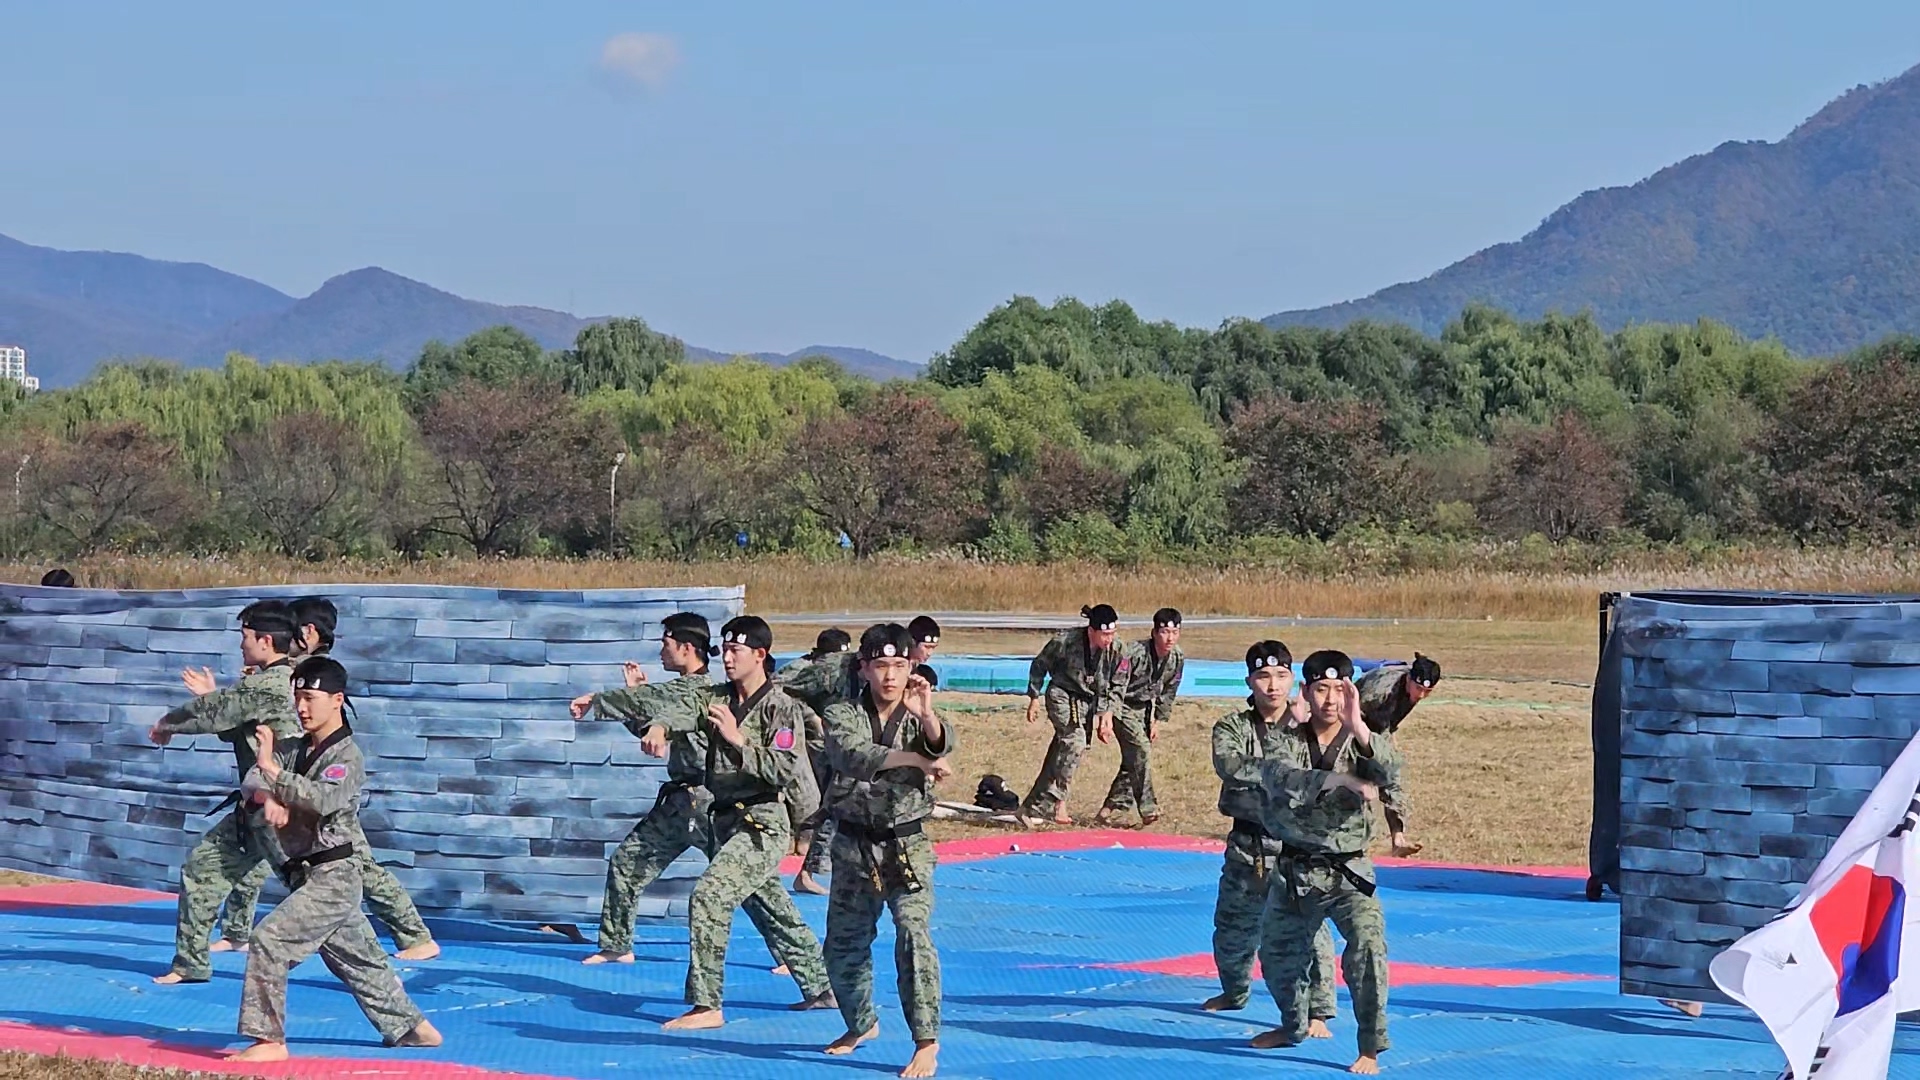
[0,301,1912,562]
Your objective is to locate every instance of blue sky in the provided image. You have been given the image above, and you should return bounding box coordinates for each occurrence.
[5,1,1920,361]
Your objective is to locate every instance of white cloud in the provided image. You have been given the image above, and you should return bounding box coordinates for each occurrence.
[598,32,680,91]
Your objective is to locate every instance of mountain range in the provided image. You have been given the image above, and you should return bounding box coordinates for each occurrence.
[0,233,919,387]
[1268,62,1920,356]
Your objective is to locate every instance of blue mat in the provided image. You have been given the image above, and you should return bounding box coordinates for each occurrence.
[1,845,1890,1078]
[776,655,1389,698]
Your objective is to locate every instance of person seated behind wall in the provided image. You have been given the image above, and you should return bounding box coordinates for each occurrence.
[40,568,75,587]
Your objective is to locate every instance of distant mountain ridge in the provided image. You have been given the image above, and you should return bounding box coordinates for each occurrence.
[1266,63,1920,356]
[0,234,919,386]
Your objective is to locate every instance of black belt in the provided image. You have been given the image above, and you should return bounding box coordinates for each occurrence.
[711,791,780,833]
[1279,843,1376,897]
[1229,818,1268,839]
[836,818,925,844]
[205,791,243,817]
[279,844,354,887]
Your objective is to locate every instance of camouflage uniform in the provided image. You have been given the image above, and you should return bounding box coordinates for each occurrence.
[1257,724,1402,1056]
[585,674,828,999]
[1355,665,1417,838]
[1021,630,1124,819]
[219,647,434,953]
[237,727,425,1046]
[779,653,858,878]
[1101,639,1183,820]
[1210,705,1336,1016]
[159,660,303,982]
[646,679,824,1010]
[820,693,952,1042]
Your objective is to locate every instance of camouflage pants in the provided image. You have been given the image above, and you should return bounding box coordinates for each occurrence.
[1211,843,1335,1017]
[597,791,828,1003]
[1382,778,1409,838]
[170,812,273,980]
[825,830,940,1042]
[217,861,274,947]
[217,847,431,951]
[238,860,424,1046]
[1022,689,1094,818]
[1099,704,1157,819]
[686,811,821,1009]
[1261,860,1389,1055]
[801,753,837,877]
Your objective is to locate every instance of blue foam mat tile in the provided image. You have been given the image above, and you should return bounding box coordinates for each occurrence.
[5,849,1920,1078]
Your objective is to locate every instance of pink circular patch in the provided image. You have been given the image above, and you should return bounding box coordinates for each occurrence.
[772,728,796,752]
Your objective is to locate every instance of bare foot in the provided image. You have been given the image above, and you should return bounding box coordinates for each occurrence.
[1139,813,1161,828]
[396,1019,443,1047]
[663,1007,724,1031]
[1249,1027,1299,1049]
[151,971,198,986]
[228,1041,290,1062]
[581,951,635,965]
[1200,993,1245,1012]
[1391,842,1424,858]
[395,941,441,961]
[1660,999,1704,1018]
[1013,812,1040,831]
[1349,1053,1380,1075]
[771,964,792,976]
[794,871,829,895]
[1307,1019,1333,1039]
[825,1024,880,1055]
[209,939,243,954]
[1092,810,1117,827]
[902,1039,939,1078]
[790,990,837,1011]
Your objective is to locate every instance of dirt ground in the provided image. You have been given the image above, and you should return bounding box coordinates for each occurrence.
[0,1055,230,1080]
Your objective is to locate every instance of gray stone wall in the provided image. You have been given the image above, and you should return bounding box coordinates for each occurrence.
[0,582,743,925]
[1613,593,1919,1001]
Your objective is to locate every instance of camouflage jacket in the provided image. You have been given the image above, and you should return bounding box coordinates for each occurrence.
[1257,723,1400,857]
[591,669,720,786]
[1211,702,1289,825]
[1026,629,1124,712]
[778,654,855,749]
[822,693,954,831]
[1120,639,1184,728]
[158,658,301,779]
[244,727,365,863]
[646,678,810,829]
[779,652,861,726]
[1356,664,1416,734]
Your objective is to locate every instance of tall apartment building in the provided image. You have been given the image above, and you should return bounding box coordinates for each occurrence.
[0,346,37,392]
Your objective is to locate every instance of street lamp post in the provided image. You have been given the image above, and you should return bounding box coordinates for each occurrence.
[10,454,29,559]
[609,451,627,554]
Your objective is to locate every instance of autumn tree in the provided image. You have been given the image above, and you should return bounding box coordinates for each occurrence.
[621,428,762,559]
[1006,443,1127,532]
[1762,343,1920,539]
[417,381,617,555]
[1482,412,1628,541]
[25,422,193,554]
[220,412,384,558]
[786,389,986,556]
[1223,397,1406,539]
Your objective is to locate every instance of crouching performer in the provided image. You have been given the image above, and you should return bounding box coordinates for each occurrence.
[821,623,955,1078]
[229,656,442,1062]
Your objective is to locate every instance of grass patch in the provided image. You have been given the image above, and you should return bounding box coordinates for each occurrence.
[927,682,1590,867]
